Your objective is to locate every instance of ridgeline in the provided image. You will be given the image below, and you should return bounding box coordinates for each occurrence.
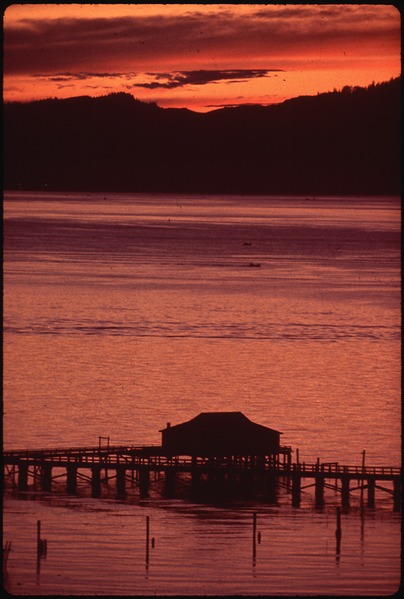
[3,78,400,195]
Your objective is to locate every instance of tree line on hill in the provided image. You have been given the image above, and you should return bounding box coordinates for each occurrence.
[3,77,400,195]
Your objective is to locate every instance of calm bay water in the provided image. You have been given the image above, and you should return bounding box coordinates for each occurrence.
[3,192,401,595]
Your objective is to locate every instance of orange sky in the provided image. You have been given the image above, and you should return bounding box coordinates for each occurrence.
[3,3,401,112]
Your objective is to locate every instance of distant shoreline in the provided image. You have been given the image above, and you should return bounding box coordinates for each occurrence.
[4,79,400,196]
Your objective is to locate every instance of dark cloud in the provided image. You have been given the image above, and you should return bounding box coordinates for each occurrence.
[134,69,282,89]
[205,102,270,109]
[38,72,135,82]
[4,7,399,76]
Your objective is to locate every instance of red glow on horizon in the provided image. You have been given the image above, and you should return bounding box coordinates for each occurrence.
[3,4,401,112]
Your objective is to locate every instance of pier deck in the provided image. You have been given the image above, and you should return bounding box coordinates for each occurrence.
[3,445,401,510]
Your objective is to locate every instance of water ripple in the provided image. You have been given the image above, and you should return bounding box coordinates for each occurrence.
[3,321,400,341]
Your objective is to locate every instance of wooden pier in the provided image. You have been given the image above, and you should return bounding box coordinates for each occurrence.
[3,444,401,511]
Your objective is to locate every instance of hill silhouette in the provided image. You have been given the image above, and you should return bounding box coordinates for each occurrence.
[3,78,400,195]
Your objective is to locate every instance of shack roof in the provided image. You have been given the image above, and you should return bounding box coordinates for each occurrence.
[160,412,282,435]
[160,412,282,456]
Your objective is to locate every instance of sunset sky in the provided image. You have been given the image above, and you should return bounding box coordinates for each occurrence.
[3,3,401,112]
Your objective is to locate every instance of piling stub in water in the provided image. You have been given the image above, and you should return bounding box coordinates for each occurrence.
[335,507,342,538]
[145,516,150,566]
[37,520,47,557]
[3,540,12,574]
[37,520,41,553]
[335,507,342,555]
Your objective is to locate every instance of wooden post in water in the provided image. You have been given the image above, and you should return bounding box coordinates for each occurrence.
[360,450,366,506]
[37,520,47,558]
[146,516,150,567]
[37,520,41,554]
[36,520,41,575]
[252,512,257,560]
[3,541,12,575]
[335,507,342,555]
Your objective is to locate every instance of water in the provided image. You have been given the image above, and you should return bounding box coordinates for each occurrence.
[3,497,401,596]
[3,192,401,595]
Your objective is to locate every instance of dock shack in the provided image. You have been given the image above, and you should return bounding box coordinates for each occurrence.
[160,411,283,459]
[3,412,401,509]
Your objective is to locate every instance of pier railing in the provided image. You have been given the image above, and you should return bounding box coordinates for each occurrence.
[287,463,401,477]
[3,445,401,510]
[3,446,401,477]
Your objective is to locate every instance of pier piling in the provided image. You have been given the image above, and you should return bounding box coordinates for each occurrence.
[3,445,401,511]
[139,466,150,498]
[66,464,78,495]
[41,464,52,493]
[315,475,325,508]
[292,473,301,507]
[164,467,176,498]
[341,476,350,509]
[18,462,28,491]
[116,465,126,498]
[191,457,201,495]
[91,465,102,498]
[393,477,401,512]
[265,469,277,503]
[367,477,375,508]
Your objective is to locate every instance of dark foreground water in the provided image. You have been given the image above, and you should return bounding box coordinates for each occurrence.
[3,495,401,596]
[3,192,401,595]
